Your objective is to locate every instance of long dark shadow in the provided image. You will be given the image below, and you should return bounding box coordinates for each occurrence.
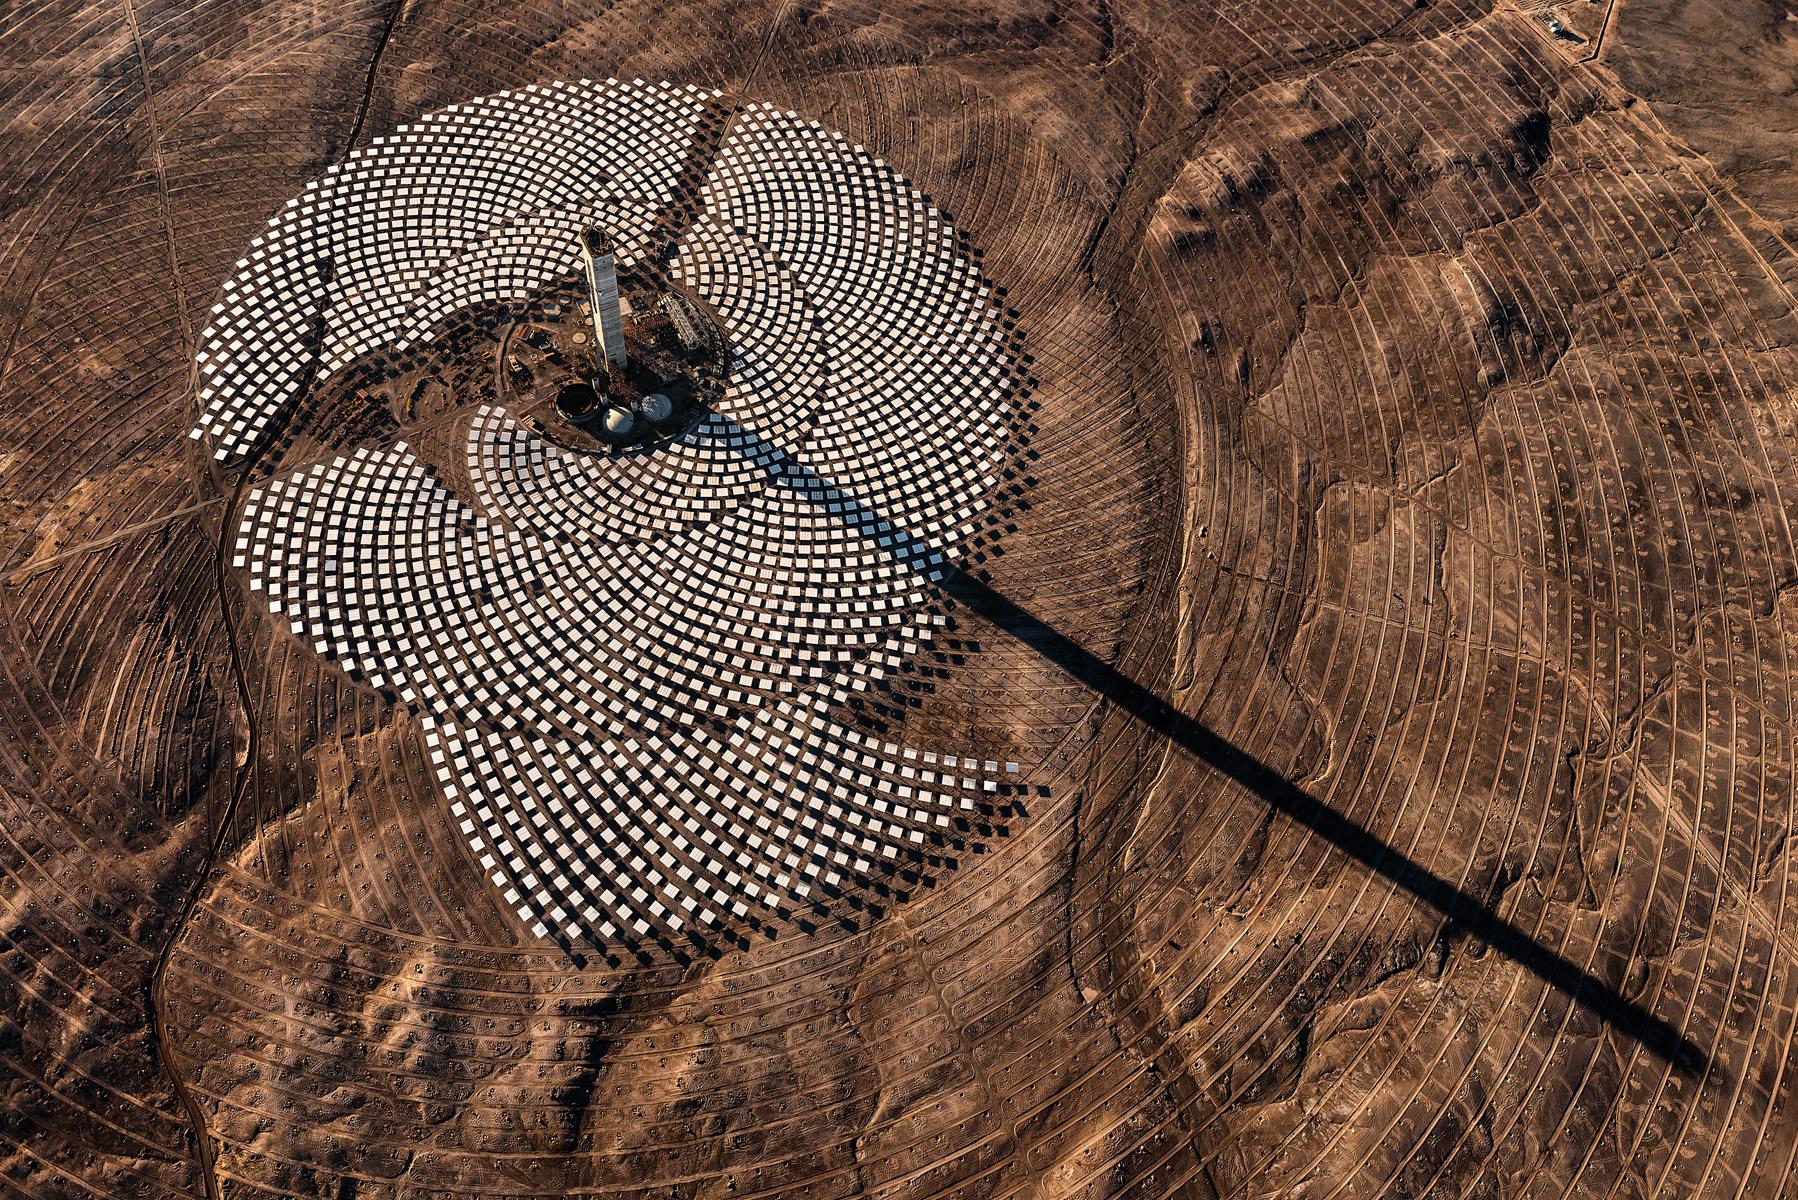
[715,416,1706,1074]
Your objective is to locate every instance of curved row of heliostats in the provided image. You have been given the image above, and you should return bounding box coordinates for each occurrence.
[205,78,1022,943]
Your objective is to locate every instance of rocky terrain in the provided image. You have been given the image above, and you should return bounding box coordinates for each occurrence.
[3,0,1798,1196]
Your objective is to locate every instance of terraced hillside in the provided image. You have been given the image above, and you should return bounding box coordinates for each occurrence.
[3,0,1798,1196]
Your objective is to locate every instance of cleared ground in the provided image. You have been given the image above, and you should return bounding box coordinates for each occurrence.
[3,0,1798,1196]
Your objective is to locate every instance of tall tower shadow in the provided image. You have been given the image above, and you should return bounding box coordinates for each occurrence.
[721,417,1707,1076]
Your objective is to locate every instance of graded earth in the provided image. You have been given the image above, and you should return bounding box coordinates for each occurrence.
[4,1,1798,1197]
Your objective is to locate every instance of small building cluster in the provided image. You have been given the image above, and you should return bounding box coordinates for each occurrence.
[554,225,710,447]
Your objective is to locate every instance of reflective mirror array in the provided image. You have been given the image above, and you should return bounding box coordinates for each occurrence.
[5,1,1798,1197]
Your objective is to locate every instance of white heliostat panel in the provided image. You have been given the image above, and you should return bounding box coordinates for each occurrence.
[199,81,1023,945]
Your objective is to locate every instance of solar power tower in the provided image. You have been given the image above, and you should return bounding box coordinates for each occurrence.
[579,227,628,372]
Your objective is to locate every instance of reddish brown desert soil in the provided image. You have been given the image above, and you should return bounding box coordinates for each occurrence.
[4,0,1798,1196]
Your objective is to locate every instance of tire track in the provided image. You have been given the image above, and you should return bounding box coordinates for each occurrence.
[144,4,407,1190]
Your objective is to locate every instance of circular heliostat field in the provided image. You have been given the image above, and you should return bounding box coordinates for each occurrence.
[6,3,1798,1199]
[195,79,1032,949]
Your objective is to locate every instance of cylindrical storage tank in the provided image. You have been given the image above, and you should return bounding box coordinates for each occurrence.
[556,381,600,421]
[602,406,636,439]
